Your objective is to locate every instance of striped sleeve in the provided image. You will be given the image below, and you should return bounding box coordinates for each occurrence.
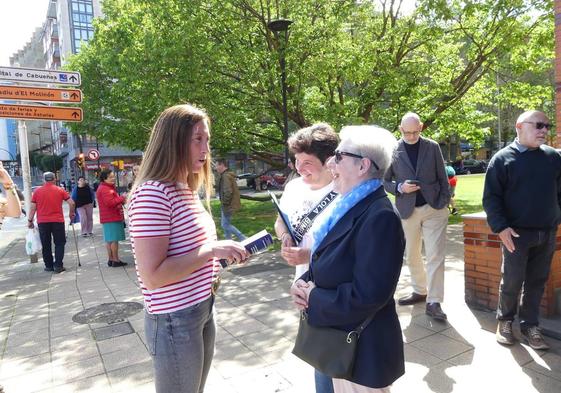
[129,182,172,239]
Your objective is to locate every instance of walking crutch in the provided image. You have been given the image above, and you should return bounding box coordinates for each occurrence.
[69,221,82,267]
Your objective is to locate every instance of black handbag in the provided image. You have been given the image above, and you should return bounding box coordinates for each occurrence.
[292,310,375,379]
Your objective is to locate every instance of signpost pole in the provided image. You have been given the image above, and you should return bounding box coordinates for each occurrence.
[17,120,38,263]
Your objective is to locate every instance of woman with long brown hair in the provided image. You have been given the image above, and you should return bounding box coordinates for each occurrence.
[128,104,248,393]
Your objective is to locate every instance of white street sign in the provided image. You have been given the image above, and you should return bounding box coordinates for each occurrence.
[0,66,81,86]
[87,149,100,160]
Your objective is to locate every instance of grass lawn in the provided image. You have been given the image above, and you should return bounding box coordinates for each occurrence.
[210,199,280,250]
[210,173,486,247]
[449,174,485,224]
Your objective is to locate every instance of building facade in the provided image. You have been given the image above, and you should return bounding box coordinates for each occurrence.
[43,0,142,186]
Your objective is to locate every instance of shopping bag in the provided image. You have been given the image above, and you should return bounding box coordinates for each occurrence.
[25,228,42,255]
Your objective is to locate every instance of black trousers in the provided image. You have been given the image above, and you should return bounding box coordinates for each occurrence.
[38,222,66,269]
[497,228,556,329]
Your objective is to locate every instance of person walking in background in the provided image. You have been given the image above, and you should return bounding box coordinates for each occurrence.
[72,176,96,236]
[446,165,458,215]
[274,123,338,393]
[96,169,128,267]
[284,155,300,186]
[291,125,405,392]
[128,104,248,393]
[0,162,21,229]
[483,110,561,350]
[215,159,246,240]
[384,112,451,320]
[28,172,75,273]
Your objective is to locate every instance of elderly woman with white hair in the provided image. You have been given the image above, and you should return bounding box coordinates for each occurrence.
[291,125,405,392]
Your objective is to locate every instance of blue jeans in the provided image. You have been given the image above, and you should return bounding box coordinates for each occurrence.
[220,208,246,240]
[144,296,216,393]
[315,369,334,393]
[497,228,556,329]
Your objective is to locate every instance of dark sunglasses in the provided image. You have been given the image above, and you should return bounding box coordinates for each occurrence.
[522,121,552,130]
[334,150,379,171]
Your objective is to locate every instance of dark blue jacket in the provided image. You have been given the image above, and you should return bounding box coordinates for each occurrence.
[301,187,405,388]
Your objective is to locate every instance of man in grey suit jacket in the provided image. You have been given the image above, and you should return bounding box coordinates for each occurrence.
[384,112,451,320]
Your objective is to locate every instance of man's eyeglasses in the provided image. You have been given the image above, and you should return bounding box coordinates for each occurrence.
[522,121,552,130]
[334,150,379,170]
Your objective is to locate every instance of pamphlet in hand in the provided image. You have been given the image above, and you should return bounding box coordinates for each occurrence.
[268,191,298,245]
[219,229,274,268]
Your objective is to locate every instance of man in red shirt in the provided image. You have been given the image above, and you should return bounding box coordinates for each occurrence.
[28,172,76,273]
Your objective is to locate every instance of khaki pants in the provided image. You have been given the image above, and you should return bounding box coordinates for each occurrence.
[401,204,449,303]
[333,379,391,393]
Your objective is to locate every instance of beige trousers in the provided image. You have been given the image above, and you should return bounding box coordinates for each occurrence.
[333,379,391,393]
[401,204,449,303]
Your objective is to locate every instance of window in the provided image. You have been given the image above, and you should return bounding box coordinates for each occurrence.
[69,0,94,54]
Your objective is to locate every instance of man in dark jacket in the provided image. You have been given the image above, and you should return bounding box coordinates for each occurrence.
[384,112,451,321]
[484,110,561,350]
[216,159,246,240]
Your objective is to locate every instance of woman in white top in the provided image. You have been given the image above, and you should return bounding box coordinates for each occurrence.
[274,123,339,393]
[128,104,248,393]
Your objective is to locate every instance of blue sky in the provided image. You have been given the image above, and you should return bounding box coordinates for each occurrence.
[0,0,50,66]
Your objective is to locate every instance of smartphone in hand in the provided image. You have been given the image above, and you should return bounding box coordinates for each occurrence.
[406,180,420,186]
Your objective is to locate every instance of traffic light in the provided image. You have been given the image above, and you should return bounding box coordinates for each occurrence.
[111,160,125,170]
[77,153,85,168]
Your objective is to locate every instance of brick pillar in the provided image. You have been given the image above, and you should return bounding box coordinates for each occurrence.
[556,0,561,147]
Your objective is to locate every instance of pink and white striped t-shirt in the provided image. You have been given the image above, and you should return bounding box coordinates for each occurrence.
[128,180,219,314]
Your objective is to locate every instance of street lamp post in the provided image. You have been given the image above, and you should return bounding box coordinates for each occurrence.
[268,18,293,166]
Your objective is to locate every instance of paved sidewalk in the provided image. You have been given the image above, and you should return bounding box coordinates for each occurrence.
[1,223,561,392]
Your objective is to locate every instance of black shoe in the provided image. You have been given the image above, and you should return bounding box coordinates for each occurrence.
[426,302,447,320]
[451,208,458,215]
[109,260,128,267]
[398,292,427,306]
[496,320,515,346]
[54,267,66,274]
[44,267,54,272]
[521,326,550,350]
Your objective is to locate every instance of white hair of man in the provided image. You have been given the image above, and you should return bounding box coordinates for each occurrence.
[339,125,398,179]
[400,112,421,126]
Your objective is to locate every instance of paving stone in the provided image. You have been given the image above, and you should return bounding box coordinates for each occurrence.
[96,333,145,355]
[101,344,150,372]
[39,374,111,393]
[52,355,105,385]
[410,331,473,361]
[106,360,154,391]
[404,343,443,367]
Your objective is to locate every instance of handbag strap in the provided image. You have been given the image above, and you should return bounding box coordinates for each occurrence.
[302,310,376,340]
[352,314,376,338]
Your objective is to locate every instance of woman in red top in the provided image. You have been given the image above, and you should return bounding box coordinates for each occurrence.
[96,169,127,267]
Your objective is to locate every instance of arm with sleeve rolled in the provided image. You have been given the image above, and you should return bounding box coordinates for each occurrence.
[305,209,404,328]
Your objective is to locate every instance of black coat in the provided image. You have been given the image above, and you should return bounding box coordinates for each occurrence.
[301,187,405,388]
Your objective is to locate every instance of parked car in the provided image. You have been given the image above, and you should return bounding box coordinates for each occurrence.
[461,159,487,174]
[448,159,487,175]
[256,170,287,191]
[236,173,257,189]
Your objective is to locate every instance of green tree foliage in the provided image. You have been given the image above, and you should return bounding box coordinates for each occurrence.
[66,0,553,156]
[40,155,64,173]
